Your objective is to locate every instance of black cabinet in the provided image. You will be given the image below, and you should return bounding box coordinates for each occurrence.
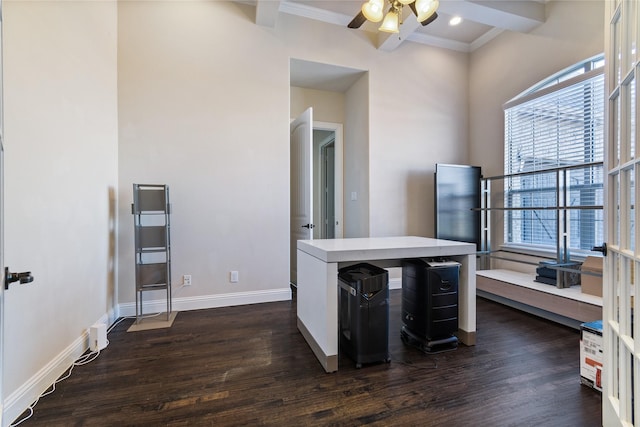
[401,258,460,353]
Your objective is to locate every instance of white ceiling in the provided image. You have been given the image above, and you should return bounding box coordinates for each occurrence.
[254,0,547,53]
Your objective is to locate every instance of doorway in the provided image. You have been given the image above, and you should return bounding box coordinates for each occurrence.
[320,138,335,239]
[288,115,344,287]
[313,122,343,240]
[289,58,368,286]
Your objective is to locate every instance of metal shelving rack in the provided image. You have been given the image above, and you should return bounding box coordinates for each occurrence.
[479,162,604,288]
[132,184,172,323]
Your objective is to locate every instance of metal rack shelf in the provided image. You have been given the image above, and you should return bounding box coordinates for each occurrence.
[132,184,172,323]
[479,162,604,288]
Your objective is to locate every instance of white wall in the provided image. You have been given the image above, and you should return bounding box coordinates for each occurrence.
[290,86,345,123]
[2,1,118,423]
[468,0,604,269]
[117,2,469,308]
[368,47,469,238]
[344,74,371,238]
[117,1,292,307]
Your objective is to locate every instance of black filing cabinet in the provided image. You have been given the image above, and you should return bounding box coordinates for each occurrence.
[338,263,390,368]
[401,258,460,353]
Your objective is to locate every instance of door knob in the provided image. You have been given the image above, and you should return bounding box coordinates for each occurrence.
[301,224,315,229]
[592,243,607,256]
[5,267,34,290]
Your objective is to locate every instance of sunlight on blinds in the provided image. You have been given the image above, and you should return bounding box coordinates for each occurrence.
[504,66,604,253]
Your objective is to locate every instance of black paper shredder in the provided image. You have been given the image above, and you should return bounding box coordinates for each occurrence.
[338,263,390,368]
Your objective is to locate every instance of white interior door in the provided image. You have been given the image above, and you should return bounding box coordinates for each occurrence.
[603,1,638,425]
[290,107,313,285]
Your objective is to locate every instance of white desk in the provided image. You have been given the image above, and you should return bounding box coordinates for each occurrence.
[296,236,477,373]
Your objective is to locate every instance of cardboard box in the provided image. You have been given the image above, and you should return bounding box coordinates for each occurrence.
[580,320,603,392]
[582,256,603,297]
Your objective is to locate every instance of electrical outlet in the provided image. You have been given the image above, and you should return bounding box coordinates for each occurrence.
[183,275,192,286]
[230,271,239,283]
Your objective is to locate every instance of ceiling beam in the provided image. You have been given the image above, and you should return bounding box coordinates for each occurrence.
[279,1,351,26]
[378,11,423,52]
[256,0,281,27]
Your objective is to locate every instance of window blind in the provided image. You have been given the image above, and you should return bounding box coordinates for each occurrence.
[504,68,604,253]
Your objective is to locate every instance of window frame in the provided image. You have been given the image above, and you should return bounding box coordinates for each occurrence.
[502,56,605,257]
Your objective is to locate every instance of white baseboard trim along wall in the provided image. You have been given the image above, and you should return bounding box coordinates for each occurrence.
[4,312,112,427]
[118,288,293,317]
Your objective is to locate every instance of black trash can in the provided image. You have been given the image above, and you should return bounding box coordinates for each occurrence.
[401,258,460,353]
[338,263,390,368]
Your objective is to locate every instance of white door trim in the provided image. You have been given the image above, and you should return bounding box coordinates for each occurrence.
[314,121,343,239]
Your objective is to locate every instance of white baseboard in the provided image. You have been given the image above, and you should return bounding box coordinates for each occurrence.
[3,325,88,426]
[118,287,292,317]
[3,309,121,427]
[389,277,401,290]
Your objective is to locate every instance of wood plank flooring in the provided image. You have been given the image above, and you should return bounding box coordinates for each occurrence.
[17,291,602,426]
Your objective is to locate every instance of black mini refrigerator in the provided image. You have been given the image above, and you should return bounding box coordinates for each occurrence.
[401,258,460,353]
[338,263,390,368]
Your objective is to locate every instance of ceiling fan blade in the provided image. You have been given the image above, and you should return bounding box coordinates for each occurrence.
[408,1,419,17]
[420,11,438,26]
[408,2,439,26]
[348,11,367,29]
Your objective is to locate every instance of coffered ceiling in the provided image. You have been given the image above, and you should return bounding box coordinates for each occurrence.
[253,0,547,52]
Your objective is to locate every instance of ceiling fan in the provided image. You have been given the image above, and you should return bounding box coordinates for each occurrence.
[348,0,439,33]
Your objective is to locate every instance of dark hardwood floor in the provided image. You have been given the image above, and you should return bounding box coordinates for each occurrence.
[17,291,602,426]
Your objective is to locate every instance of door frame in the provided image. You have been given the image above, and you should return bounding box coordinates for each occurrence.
[314,121,343,239]
[319,138,334,239]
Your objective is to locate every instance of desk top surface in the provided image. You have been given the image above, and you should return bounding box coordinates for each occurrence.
[297,236,476,263]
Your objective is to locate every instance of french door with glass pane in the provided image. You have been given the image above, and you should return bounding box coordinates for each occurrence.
[603,0,639,425]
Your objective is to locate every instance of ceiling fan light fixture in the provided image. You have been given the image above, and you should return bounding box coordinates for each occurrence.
[415,0,439,23]
[379,9,400,33]
[361,0,384,22]
[398,0,414,4]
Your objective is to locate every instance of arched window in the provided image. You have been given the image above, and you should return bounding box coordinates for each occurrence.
[503,55,604,253]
